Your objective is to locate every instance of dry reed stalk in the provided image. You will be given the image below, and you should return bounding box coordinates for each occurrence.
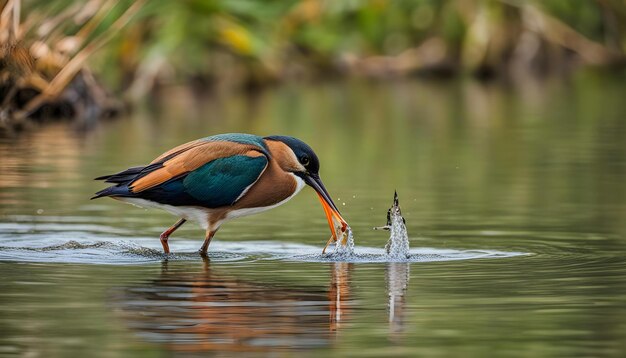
[8,0,145,121]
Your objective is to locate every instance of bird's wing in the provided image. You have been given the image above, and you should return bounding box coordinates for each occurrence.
[181,152,268,207]
[149,138,207,164]
[129,151,268,208]
[129,140,266,193]
[130,150,269,208]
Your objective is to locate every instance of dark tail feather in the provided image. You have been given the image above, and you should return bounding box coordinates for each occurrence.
[95,166,146,183]
[92,166,144,199]
[93,163,164,199]
[91,184,133,200]
[90,190,110,200]
[95,163,164,183]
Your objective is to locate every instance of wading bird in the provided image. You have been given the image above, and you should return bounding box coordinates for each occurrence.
[92,134,348,256]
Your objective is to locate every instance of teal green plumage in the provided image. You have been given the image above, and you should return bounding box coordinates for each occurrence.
[183,155,267,207]
[203,133,268,152]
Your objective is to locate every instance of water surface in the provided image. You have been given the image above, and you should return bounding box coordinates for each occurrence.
[1,75,625,356]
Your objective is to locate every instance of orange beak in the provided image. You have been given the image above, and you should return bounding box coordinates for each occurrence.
[301,173,348,252]
[317,193,349,253]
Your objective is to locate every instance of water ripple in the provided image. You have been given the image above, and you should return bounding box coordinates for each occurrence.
[0,235,525,265]
[0,218,536,264]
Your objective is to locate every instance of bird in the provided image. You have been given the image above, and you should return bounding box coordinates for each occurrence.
[92,133,348,256]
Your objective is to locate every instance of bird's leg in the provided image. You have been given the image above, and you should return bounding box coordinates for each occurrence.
[159,218,186,254]
[199,229,217,257]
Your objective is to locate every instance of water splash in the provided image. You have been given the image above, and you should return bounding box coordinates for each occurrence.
[324,226,355,259]
[385,213,409,259]
[376,191,410,260]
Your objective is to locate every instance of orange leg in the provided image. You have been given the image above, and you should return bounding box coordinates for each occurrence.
[199,229,218,257]
[159,218,186,254]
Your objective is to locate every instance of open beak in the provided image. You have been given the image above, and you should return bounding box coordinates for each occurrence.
[302,173,348,252]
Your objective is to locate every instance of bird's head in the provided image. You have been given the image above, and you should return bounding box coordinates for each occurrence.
[264,135,348,240]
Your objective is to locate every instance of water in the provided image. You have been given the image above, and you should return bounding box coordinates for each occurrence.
[1,74,626,356]
[0,221,520,264]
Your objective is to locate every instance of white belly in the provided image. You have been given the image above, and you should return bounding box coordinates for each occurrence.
[116,197,211,230]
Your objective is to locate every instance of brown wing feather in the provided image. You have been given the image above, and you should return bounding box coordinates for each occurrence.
[149,139,206,164]
[130,141,265,193]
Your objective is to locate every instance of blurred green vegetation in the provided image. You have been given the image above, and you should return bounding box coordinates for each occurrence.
[7,0,626,94]
[1,0,625,128]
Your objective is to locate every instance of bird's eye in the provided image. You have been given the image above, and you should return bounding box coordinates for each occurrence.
[300,156,310,166]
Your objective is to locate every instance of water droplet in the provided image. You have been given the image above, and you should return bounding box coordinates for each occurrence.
[36,209,44,214]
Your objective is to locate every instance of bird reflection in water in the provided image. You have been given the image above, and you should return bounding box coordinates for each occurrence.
[113,259,352,353]
[386,263,410,336]
[329,262,352,332]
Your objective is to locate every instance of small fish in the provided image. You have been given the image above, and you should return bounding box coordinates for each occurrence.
[374,191,409,257]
